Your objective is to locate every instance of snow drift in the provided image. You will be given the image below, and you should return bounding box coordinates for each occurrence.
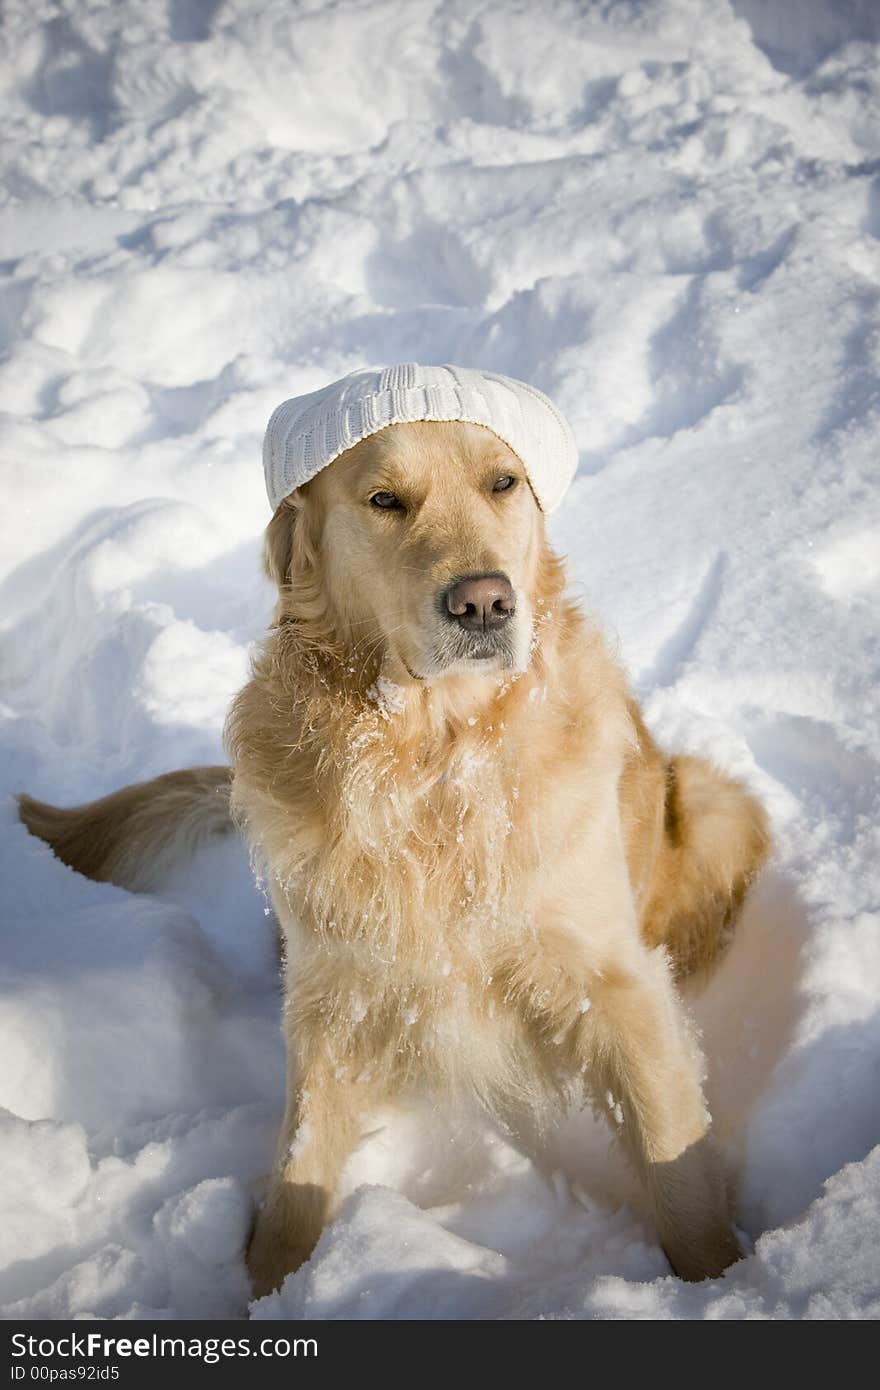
[1,0,879,1319]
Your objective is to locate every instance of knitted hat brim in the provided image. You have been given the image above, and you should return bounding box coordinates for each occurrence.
[263,364,578,515]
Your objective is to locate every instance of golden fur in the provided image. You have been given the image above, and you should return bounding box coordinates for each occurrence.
[19,766,232,893]
[19,420,770,1295]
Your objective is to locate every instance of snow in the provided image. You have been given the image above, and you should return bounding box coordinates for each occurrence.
[367,673,407,718]
[1,0,879,1321]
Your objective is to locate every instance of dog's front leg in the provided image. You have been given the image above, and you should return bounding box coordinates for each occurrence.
[512,933,738,1281]
[247,1046,377,1298]
[510,804,739,1282]
[581,948,740,1281]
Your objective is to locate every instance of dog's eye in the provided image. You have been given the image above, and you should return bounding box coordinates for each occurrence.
[370,491,402,510]
[493,475,517,493]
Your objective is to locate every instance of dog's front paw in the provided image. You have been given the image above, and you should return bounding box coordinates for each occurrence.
[246,1183,326,1297]
[247,1215,314,1298]
[663,1223,742,1282]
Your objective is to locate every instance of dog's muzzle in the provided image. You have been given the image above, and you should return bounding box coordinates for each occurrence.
[432,572,518,666]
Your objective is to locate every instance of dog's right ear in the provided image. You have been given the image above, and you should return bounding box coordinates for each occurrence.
[263,490,302,591]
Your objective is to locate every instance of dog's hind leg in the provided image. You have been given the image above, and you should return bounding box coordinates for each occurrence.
[641,756,771,981]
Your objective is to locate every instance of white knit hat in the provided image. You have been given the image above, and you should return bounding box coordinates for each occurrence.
[263,363,578,514]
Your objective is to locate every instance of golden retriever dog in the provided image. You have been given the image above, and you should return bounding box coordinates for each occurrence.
[19,417,770,1297]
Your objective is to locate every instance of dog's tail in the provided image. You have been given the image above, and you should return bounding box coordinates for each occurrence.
[642,755,772,981]
[17,766,234,893]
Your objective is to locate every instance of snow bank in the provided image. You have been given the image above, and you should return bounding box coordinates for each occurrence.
[1,0,878,1319]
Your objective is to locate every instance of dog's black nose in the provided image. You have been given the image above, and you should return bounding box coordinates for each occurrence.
[444,574,515,629]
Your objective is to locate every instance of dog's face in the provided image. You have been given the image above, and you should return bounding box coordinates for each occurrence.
[270,421,546,682]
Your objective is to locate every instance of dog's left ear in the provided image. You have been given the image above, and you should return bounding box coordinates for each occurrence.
[263,489,303,591]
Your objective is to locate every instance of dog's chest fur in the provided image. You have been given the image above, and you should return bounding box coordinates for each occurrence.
[229,616,635,1098]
